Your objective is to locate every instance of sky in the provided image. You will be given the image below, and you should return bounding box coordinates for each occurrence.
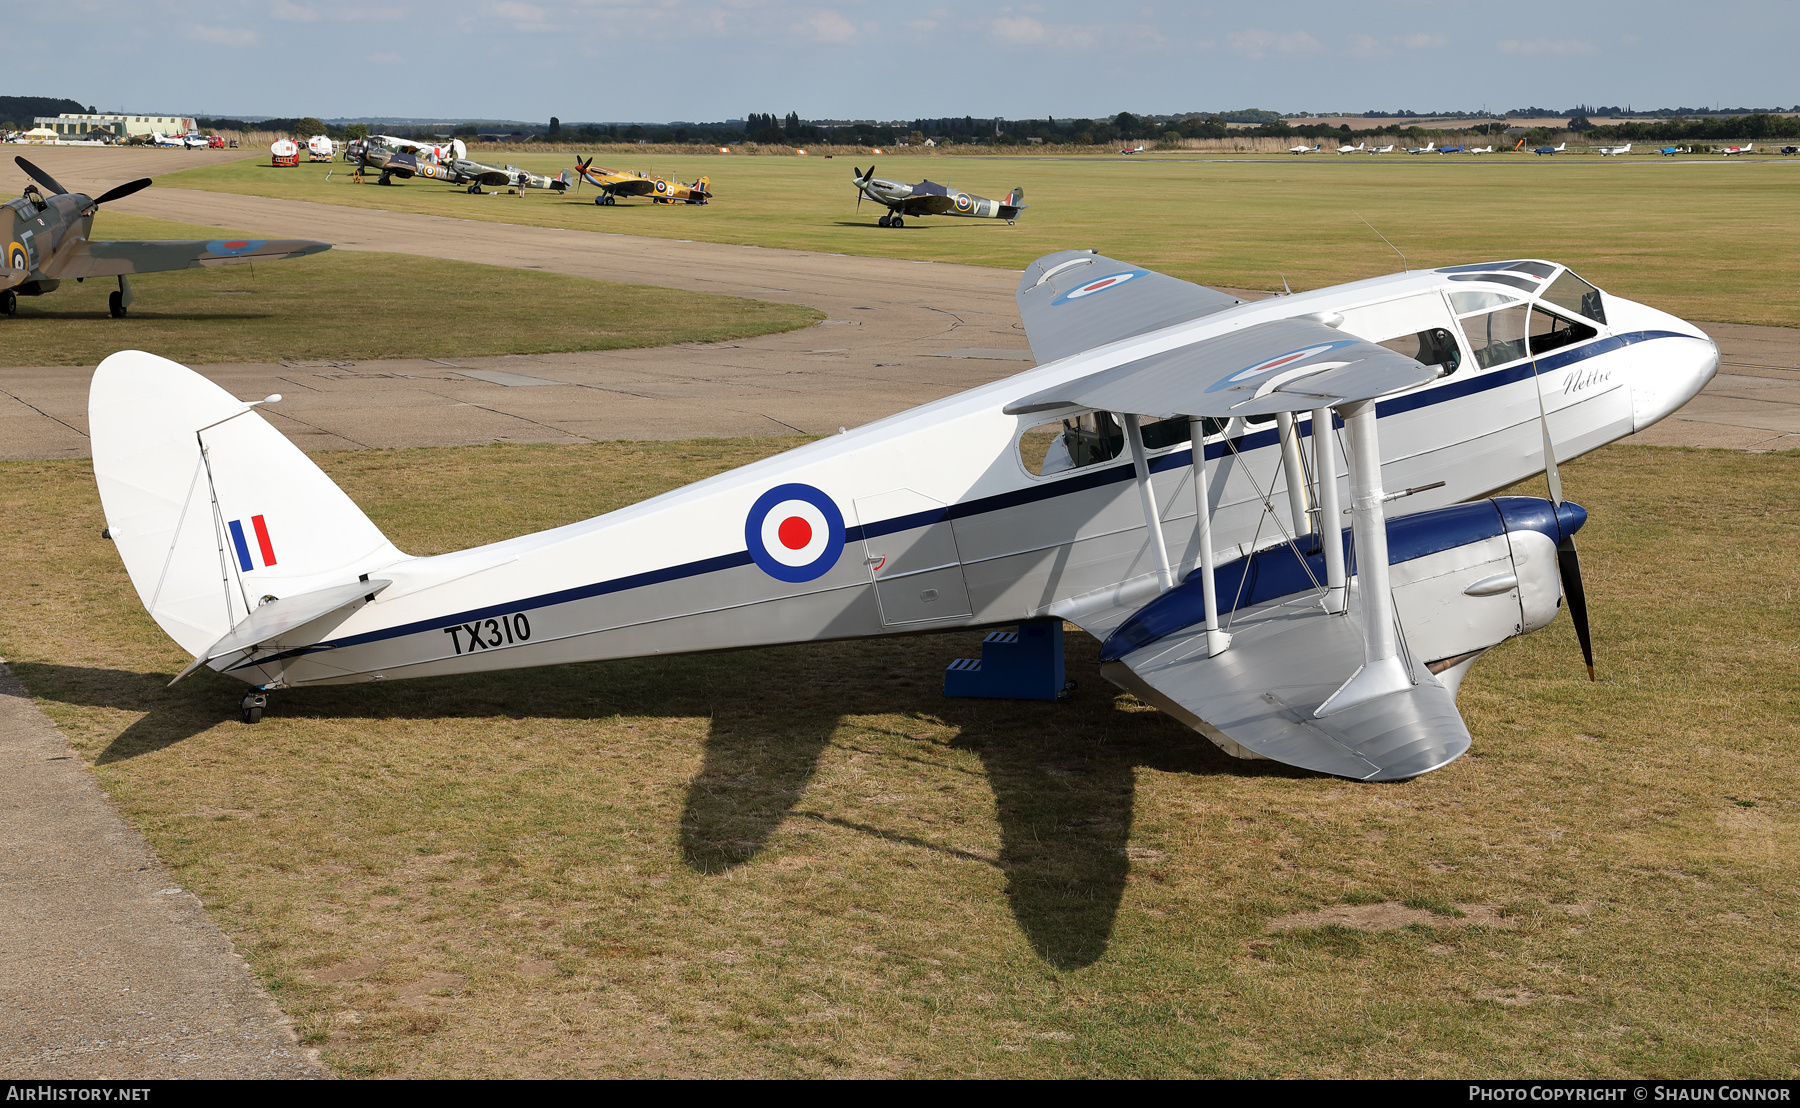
[17,1,1799,123]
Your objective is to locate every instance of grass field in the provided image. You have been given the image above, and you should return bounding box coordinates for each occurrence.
[4,441,1796,1078]
[160,152,1800,328]
[1,213,821,366]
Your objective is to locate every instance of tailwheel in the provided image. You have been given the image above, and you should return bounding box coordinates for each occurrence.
[240,691,267,724]
[108,291,127,319]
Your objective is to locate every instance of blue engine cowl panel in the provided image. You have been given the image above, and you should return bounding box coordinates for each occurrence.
[1098,496,1587,662]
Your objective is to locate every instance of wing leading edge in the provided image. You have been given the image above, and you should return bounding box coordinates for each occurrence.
[1016,250,1244,365]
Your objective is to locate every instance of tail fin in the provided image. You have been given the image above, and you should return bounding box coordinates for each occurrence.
[90,351,404,658]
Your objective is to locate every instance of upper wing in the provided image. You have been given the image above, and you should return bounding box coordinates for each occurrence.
[1017,251,1244,364]
[1103,586,1469,781]
[46,238,332,279]
[1005,315,1441,419]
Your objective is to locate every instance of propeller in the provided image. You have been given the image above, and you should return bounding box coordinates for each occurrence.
[854,164,875,212]
[1530,325,1596,681]
[15,156,68,196]
[91,178,152,206]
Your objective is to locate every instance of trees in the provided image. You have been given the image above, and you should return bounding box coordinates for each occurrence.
[548,116,561,138]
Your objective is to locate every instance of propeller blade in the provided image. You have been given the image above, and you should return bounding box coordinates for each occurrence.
[1557,536,1595,681]
[15,156,69,196]
[92,178,152,206]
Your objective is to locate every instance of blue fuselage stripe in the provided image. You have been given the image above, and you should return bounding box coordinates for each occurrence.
[256,330,1686,667]
[228,520,253,572]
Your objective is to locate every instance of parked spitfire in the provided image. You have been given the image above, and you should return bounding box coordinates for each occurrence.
[93,249,1714,780]
[850,166,1024,227]
[3,157,329,318]
[571,159,711,205]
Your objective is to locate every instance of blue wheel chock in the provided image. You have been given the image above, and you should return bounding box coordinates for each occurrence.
[943,620,1068,701]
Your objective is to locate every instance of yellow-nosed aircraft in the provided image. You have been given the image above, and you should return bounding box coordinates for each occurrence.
[571,158,711,206]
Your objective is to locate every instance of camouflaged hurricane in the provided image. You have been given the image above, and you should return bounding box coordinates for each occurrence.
[3,156,330,318]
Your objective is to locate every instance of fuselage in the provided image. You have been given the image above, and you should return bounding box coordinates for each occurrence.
[225,263,1718,691]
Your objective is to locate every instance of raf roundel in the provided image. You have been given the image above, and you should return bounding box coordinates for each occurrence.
[745,483,846,583]
[205,239,268,257]
[1051,269,1147,305]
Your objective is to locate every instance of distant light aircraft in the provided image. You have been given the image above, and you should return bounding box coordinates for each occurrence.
[3,156,329,319]
[1534,142,1566,156]
[1596,143,1632,156]
[93,250,1716,783]
[571,159,708,205]
[151,132,206,149]
[1287,144,1319,155]
[1782,146,1799,157]
[1405,141,1436,155]
[1437,144,1464,155]
[1368,143,1395,155]
[1660,146,1690,157]
[851,166,1023,228]
[1468,145,1495,155]
[1120,143,1146,155]
[1335,142,1365,155]
[1719,143,1754,156]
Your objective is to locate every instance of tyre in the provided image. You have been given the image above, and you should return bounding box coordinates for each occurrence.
[878,215,891,227]
[109,291,126,318]
[241,704,263,724]
[1,289,14,317]
[892,216,904,228]
[595,195,604,206]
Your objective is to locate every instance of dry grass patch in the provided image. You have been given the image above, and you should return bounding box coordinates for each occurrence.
[1,441,1798,1077]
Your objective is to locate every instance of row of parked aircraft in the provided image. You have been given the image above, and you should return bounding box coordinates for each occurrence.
[1291,139,1773,157]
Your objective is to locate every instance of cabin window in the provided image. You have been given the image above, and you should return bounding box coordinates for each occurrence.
[1017,412,1196,477]
[1379,327,1462,377]
[1541,270,1607,326]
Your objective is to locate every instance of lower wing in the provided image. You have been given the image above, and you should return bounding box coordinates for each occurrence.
[46,239,332,280]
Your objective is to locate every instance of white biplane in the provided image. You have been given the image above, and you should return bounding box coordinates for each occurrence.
[90,253,1717,780]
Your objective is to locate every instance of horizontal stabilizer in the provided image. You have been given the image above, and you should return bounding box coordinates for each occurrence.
[1006,316,1440,418]
[1104,585,1469,781]
[1016,250,1242,365]
[171,579,390,683]
[172,579,390,684]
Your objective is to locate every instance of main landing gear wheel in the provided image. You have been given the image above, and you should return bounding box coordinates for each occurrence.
[467,183,482,195]
[240,691,267,724]
[602,194,616,205]
[1,289,15,317]
[878,215,891,227]
[594,195,605,206]
[891,216,904,228]
[108,291,127,318]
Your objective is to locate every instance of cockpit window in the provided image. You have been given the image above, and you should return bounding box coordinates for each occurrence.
[1529,305,1598,355]
[1459,304,1530,369]
[1541,270,1607,326]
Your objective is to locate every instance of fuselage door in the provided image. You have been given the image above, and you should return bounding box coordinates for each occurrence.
[854,488,973,626]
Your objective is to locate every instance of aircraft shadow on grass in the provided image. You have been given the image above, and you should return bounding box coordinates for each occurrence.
[16,637,1310,970]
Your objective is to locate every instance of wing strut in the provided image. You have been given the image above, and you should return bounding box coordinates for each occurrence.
[1183,416,1232,657]
[1312,406,1347,613]
[1275,411,1312,540]
[1316,399,1411,716]
[1122,414,1174,593]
